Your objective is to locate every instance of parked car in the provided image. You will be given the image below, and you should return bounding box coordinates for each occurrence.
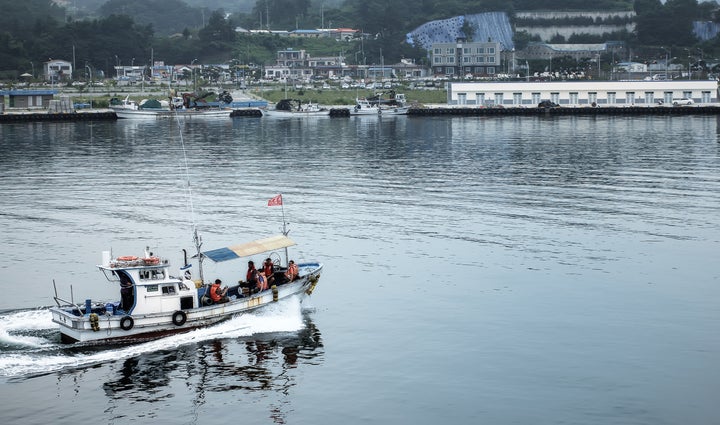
[672,98,693,106]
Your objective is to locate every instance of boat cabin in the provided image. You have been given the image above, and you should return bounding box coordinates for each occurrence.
[99,254,197,315]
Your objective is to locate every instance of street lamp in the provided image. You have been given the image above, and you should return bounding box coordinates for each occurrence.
[191,58,198,91]
[660,47,670,80]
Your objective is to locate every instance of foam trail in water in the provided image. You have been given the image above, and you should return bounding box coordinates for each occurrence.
[0,308,56,348]
[0,296,306,378]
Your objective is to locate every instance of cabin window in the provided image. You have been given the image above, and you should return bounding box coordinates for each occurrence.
[146,285,159,292]
[588,92,597,104]
[532,92,541,104]
[475,93,485,105]
[162,285,176,295]
[607,92,616,104]
[702,91,711,103]
[513,93,522,105]
[645,92,654,104]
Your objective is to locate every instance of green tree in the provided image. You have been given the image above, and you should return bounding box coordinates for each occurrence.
[250,0,311,30]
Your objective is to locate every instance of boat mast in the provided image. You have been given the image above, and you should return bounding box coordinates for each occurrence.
[193,226,205,284]
[281,201,290,264]
[174,109,205,284]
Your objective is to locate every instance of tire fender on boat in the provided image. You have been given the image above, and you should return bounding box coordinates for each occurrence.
[172,311,187,326]
[120,315,134,331]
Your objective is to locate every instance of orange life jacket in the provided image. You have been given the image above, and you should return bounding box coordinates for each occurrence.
[209,283,222,301]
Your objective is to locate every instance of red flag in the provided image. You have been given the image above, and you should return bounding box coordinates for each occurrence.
[268,194,283,206]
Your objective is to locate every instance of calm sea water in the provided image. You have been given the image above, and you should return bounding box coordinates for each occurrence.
[0,114,718,425]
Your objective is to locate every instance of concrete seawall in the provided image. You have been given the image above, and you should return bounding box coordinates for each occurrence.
[406,106,720,116]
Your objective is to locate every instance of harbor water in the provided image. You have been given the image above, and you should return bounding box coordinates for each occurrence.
[0,114,718,424]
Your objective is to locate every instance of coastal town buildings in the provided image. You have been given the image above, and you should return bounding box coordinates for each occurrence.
[430,40,502,78]
[43,60,72,83]
[446,80,718,107]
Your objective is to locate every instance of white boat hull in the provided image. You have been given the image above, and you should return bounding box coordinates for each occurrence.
[262,109,329,117]
[112,108,232,119]
[51,263,322,344]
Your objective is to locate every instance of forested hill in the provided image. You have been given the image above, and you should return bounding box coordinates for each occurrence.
[1,0,719,76]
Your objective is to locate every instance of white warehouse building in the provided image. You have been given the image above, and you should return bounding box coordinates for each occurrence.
[447,80,719,107]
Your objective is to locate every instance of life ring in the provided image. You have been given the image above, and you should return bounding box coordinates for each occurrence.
[117,256,138,261]
[144,257,160,265]
[172,311,187,326]
[120,315,134,331]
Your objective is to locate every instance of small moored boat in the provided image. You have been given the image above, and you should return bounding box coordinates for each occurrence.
[262,99,329,117]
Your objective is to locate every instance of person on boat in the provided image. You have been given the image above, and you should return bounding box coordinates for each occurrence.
[209,279,229,303]
[119,274,134,312]
[245,260,259,293]
[257,271,269,291]
[285,260,299,282]
[262,258,276,286]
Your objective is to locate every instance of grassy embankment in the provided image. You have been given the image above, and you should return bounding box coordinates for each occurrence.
[69,87,447,108]
[258,88,447,106]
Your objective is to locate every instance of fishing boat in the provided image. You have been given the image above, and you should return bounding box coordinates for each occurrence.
[350,95,409,116]
[113,107,232,119]
[262,99,329,117]
[110,93,232,119]
[50,194,323,344]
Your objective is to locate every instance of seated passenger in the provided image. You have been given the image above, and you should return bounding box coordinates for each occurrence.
[209,279,229,303]
[245,260,259,293]
[285,260,299,282]
[262,258,276,286]
[257,272,269,291]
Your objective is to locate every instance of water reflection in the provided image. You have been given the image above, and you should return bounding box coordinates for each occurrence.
[101,315,323,423]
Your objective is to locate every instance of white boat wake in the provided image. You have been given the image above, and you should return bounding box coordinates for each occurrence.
[0,296,307,378]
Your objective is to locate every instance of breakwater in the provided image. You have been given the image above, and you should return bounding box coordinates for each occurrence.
[0,111,117,122]
[406,106,720,116]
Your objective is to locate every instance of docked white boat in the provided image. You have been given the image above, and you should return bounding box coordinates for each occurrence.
[113,107,232,119]
[350,97,409,116]
[110,94,232,119]
[262,99,329,117]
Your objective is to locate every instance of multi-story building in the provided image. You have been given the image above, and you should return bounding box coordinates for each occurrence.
[43,60,72,82]
[431,40,501,77]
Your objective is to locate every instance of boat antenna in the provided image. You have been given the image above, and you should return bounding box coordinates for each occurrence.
[174,113,205,285]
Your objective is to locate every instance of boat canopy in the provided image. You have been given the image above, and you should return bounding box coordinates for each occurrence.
[202,235,296,262]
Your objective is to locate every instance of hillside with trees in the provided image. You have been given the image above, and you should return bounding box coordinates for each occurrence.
[0,0,718,78]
